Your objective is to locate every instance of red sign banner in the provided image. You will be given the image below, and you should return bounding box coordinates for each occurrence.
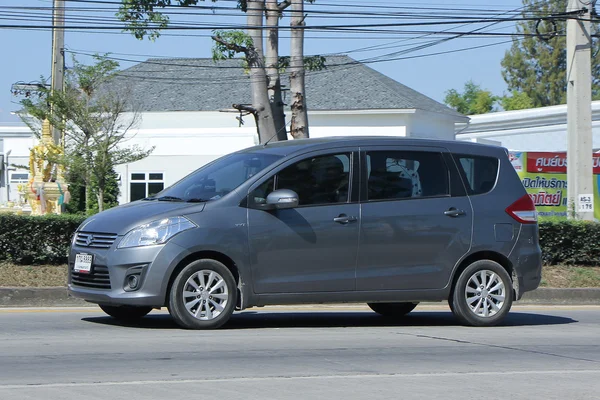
[527,152,600,174]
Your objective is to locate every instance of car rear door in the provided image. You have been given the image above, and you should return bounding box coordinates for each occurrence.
[356,145,473,291]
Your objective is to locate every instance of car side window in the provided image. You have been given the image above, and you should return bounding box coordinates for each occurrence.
[250,153,351,207]
[454,154,499,195]
[366,150,449,201]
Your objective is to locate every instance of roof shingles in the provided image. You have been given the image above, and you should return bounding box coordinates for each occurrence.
[115,55,462,117]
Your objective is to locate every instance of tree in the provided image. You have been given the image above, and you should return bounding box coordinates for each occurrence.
[500,91,535,111]
[289,0,309,139]
[501,0,600,107]
[118,0,321,142]
[19,55,154,213]
[211,5,279,143]
[443,80,497,115]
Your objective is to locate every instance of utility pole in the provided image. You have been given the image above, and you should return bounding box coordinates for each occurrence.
[566,0,594,220]
[51,0,65,146]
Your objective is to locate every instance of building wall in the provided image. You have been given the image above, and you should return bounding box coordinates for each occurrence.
[409,110,459,140]
[0,127,35,205]
[456,101,600,151]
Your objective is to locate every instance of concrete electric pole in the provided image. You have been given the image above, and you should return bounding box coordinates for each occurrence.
[566,0,594,220]
[50,0,65,146]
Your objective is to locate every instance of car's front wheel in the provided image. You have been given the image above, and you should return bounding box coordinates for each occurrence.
[367,302,418,317]
[99,305,153,321]
[450,260,514,327]
[168,259,237,330]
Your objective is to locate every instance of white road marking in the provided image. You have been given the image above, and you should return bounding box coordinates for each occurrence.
[1,369,600,390]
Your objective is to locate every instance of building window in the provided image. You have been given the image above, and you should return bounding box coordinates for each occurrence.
[10,173,29,184]
[130,172,164,201]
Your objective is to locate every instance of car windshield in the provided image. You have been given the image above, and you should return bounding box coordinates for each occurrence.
[147,152,282,202]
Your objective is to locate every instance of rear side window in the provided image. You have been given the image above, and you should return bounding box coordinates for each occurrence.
[454,154,499,195]
[366,150,450,201]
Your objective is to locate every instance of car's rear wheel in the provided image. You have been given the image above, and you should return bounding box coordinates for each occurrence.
[451,260,513,327]
[168,259,237,330]
[99,305,153,321]
[367,302,418,317]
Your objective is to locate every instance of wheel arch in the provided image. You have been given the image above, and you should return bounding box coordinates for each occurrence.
[164,250,245,309]
[449,251,515,300]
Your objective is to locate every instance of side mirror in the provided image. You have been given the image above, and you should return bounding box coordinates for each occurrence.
[265,189,299,210]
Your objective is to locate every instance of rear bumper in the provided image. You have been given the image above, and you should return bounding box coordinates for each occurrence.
[510,225,543,300]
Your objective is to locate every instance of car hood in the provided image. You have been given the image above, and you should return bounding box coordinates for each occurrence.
[77,200,205,235]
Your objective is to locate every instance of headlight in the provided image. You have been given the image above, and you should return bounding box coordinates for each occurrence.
[118,216,196,249]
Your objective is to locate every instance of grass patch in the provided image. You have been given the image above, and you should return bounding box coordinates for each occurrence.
[0,263,67,287]
[541,265,600,288]
[1,263,600,288]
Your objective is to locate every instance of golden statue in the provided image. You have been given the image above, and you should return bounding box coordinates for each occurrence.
[27,119,70,215]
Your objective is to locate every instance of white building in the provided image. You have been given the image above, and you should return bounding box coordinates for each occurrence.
[456,101,600,151]
[0,124,35,205]
[0,55,466,206]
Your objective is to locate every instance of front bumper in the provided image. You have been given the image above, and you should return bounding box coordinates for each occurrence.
[68,241,187,307]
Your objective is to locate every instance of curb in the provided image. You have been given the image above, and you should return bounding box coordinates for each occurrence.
[1,287,600,308]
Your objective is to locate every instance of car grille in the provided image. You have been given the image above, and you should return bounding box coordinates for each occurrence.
[71,265,111,290]
[75,232,118,249]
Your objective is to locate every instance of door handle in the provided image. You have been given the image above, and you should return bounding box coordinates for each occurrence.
[334,214,358,224]
[444,208,466,217]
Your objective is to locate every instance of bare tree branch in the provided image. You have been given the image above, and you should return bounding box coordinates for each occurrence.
[233,103,258,114]
[278,0,291,11]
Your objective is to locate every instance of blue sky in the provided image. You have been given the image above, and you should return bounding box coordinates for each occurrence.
[0,0,526,123]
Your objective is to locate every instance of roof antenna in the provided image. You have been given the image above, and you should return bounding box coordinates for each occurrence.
[263,119,291,147]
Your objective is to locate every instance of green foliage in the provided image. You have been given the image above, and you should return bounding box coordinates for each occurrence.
[0,214,86,265]
[278,55,327,72]
[502,0,600,107]
[539,220,600,266]
[64,169,86,214]
[1,217,600,267]
[18,54,153,213]
[443,80,497,115]
[500,91,535,111]
[118,0,216,40]
[211,29,254,61]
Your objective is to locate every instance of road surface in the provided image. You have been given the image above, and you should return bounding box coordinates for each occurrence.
[0,304,599,399]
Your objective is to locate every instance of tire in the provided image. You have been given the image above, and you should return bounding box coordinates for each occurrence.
[451,260,514,327]
[168,259,237,330]
[99,305,152,321]
[367,302,418,317]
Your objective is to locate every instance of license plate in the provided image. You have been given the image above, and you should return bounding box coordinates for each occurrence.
[74,253,93,274]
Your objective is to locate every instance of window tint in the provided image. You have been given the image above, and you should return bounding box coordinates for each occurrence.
[250,153,351,207]
[454,155,499,195]
[366,151,449,201]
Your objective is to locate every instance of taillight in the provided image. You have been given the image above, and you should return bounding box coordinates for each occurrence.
[506,194,537,224]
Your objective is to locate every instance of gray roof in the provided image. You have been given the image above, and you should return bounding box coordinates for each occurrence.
[115,55,462,117]
[240,135,500,157]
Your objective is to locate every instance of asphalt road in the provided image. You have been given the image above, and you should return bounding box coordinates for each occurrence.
[1,305,599,400]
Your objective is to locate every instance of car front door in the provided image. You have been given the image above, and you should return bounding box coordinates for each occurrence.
[356,146,473,291]
[247,149,360,294]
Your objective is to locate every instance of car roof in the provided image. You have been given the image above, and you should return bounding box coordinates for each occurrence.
[238,136,506,157]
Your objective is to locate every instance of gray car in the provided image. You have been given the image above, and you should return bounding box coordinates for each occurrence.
[68,137,542,329]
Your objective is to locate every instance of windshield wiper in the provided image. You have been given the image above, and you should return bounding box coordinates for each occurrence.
[156,196,184,202]
[186,198,209,203]
[142,196,157,201]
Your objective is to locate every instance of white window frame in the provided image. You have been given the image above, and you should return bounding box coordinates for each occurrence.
[129,172,165,201]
